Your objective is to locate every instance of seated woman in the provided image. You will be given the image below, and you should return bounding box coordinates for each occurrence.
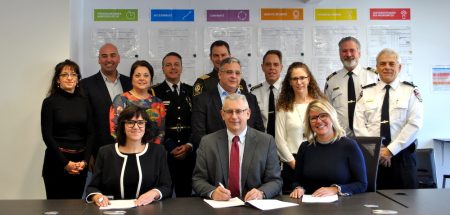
[86,105,172,207]
[290,99,367,198]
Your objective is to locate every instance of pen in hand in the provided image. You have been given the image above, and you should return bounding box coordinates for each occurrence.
[214,182,231,200]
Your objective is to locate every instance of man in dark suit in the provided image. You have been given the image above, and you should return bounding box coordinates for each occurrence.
[192,40,249,96]
[192,94,282,200]
[152,52,195,197]
[80,43,132,159]
[191,57,264,149]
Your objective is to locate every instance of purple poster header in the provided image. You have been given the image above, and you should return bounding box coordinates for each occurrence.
[207,10,249,22]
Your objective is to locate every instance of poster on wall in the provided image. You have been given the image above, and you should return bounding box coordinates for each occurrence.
[148,27,197,59]
[432,66,450,92]
[92,28,139,59]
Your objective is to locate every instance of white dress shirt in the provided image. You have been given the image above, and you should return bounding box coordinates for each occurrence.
[251,79,282,131]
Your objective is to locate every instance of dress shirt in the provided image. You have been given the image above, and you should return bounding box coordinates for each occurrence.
[325,65,378,136]
[354,78,423,155]
[165,80,181,95]
[100,71,125,101]
[251,79,282,130]
[226,127,247,196]
[217,83,241,104]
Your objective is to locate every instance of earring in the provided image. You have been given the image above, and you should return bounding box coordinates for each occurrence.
[57,83,60,88]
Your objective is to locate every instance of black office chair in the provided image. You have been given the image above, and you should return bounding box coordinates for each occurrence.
[416,148,437,188]
[355,136,383,192]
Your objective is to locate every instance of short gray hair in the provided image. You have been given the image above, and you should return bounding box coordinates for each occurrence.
[376,48,401,64]
[219,57,241,72]
[223,93,249,109]
[338,36,361,51]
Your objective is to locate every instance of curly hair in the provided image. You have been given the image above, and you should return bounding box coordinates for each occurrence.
[47,59,82,97]
[115,105,157,146]
[276,62,326,111]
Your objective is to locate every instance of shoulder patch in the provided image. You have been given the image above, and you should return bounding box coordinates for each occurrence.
[413,88,423,102]
[250,83,263,92]
[199,74,210,80]
[366,67,378,74]
[193,82,203,96]
[402,81,417,88]
[326,72,337,81]
[362,83,376,89]
[150,82,162,89]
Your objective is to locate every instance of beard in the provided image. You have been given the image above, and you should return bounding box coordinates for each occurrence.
[342,59,358,70]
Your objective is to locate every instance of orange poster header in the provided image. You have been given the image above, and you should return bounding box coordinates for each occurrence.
[261,8,304,20]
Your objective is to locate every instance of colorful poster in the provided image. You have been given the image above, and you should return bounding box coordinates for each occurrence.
[94,9,138,21]
[433,66,450,92]
[207,10,250,22]
[370,8,411,20]
[260,8,304,20]
[150,9,194,22]
[315,8,357,21]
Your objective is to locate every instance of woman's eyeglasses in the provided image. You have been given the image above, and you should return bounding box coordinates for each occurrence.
[309,113,329,123]
[124,120,147,128]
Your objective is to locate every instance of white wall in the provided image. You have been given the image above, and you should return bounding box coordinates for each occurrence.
[1,0,449,199]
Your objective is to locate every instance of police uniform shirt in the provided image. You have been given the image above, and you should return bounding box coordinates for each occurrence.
[353,78,423,155]
[250,78,282,130]
[324,64,378,136]
[165,80,180,95]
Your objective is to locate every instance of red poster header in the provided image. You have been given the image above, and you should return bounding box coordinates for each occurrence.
[370,8,410,20]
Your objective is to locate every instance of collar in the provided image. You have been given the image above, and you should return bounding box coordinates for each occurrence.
[341,64,363,78]
[100,70,120,84]
[226,126,248,144]
[165,80,181,88]
[218,83,241,96]
[379,78,400,91]
[263,78,282,91]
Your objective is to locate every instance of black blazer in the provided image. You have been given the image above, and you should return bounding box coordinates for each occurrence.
[191,87,264,149]
[80,72,132,157]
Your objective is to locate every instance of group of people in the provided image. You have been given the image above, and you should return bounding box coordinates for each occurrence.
[40,37,423,206]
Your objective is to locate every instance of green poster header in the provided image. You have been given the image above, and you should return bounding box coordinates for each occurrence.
[94,9,138,21]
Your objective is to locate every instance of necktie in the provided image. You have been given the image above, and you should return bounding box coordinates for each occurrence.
[229,136,240,197]
[173,84,178,95]
[347,72,356,131]
[267,85,276,137]
[380,85,391,145]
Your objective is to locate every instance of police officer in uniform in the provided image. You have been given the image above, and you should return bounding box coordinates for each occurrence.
[193,40,248,96]
[152,52,194,197]
[251,50,283,137]
[354,48,423,189]
[324,37,378,137]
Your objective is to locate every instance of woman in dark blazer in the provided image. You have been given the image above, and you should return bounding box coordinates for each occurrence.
[41,59,93,199]
[86,105,171,207]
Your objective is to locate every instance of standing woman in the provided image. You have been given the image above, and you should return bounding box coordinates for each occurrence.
[86,106,172,207]
[110,60,166,144]
[41,59,93,199]
[275,62,326,193]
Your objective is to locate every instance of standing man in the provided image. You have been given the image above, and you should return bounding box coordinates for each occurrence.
[192,94,282,200]
[250,50,283,137]
[152,52,195,197]
[193,40,249,96]
[191,57,264,149]
[324,37,378,137]
[80,43,132,159]
[354,48,423,189]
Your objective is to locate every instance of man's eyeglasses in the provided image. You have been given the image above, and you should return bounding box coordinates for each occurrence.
[222,109,248,115]
[59,73,78,78]
[290,76,309,82]
[124,120,147,128]
[309,113,329,123]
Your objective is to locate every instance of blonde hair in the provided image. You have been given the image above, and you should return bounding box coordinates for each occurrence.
[303,99,346,144]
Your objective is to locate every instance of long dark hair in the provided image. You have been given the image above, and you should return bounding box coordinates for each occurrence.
[115,105,156,146]
[46,59,81,97]
[277,62,325,111]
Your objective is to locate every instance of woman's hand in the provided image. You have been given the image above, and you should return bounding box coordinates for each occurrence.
[135,189,160,206]
[288,160,296,170]
[64,161,79,175]
[312,187,339,197]
[93,194,110,207]
[290,187,305,199]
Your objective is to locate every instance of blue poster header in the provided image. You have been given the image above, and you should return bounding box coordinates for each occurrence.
[151,9,195,22]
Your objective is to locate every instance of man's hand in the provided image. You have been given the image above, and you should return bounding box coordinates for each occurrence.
[211,186,231,201]
[244,188,264,201]
[290,187,305,199]
[380,148,393,167]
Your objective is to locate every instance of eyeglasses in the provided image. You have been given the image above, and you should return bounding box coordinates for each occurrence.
[290,76,309,82]
[309,113,329,123]
[124,120,147,128]
[59,73,78,78]
[221,70,242,76]
[222,108,248,115]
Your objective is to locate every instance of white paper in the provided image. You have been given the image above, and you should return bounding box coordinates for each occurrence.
[302,194,338,203]
[203,197,245,208]
[99,199,136,210]
[246,199,299,210]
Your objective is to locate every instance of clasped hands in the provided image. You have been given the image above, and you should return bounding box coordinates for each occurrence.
[212,186,263,201]
[64,161,86,175]
[93,189,160,207]
[290,186,338,199]
[171,144,192,160]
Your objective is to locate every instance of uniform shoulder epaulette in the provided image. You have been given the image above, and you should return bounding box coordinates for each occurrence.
[362,83,376,89]
[199,74,210,80]
[150,82,162,89]
[366,67,378,74]
[326,72,337,81]
[402,81,417,88]
[250,83,263,92]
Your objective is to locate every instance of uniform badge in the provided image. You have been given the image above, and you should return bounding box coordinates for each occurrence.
[414,89,423,102]
[193,83,203,96]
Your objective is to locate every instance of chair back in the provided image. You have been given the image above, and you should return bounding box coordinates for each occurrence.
[355,136,383,192]
[416,148,437,188]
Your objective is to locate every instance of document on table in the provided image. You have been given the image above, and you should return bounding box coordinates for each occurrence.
[302,194,338,203]
[203,197,245,208]
[99,199,136,210]
[246,199,299,210]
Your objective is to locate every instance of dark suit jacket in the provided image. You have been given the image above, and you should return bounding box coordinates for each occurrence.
[191,87,265,149]
[192,128,282,198]
[80,72,132,157]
